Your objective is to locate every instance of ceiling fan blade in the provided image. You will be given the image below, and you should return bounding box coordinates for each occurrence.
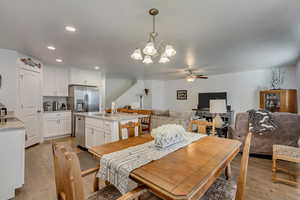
[195,75,208,79]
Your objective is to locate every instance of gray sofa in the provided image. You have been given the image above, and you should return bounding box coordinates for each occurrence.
[151,110,191,131]
[228,112,300,155]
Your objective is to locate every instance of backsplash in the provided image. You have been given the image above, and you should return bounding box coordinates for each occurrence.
[43,96,69,111]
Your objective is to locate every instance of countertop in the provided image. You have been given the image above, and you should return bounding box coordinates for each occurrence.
[74,112,148,121]
[0,118,25,131]
[43,110,71,113]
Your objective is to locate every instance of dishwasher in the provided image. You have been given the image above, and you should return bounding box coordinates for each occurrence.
[75,115,86,148]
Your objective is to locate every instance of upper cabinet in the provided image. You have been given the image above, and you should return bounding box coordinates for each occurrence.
[43,66,69,96]
[43,66,102,96]
[69,68,101,86]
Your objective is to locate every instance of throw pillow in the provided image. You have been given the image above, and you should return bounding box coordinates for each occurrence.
[247,109,279,135]
[153,109,170,117]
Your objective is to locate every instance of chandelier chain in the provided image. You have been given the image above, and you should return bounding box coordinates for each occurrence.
[153,15,156,33]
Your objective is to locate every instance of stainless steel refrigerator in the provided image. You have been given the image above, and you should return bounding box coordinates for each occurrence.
[68,85,100,144]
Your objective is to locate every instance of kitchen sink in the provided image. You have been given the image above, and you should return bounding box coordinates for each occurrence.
[92,113,122,117]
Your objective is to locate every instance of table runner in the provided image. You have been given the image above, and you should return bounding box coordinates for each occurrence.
[97,133,206,194]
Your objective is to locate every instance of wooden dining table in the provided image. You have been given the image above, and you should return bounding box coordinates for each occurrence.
[88,134,241,200]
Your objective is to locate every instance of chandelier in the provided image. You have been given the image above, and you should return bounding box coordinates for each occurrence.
[131,8,176,64]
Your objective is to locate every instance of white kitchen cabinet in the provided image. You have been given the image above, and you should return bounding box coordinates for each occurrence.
[0,127,25,199]
[83,116,140,148]
[70,68,101,86]
[85,125,106,148]
[43,118,59,137]
[56,67,69,96]
[85,127,95,149]
[43,66,57,96]
[94,128,105,146]
[43,111,71,138]
[43,66,69,96]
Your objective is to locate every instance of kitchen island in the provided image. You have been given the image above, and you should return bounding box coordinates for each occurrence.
[73,112,148,148]
[0,117,25,199]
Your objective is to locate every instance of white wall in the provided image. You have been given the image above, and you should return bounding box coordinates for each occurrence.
[114,80,146,108]
[105,78,135,107]
[0,49,18,111]
[113,79,167,110]
[163,67,297,114]
[143,80,166,110]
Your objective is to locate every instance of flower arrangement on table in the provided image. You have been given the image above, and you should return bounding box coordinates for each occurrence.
[151,124,187,149]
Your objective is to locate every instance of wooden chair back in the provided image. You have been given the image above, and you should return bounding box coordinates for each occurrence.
[188,120,215,134]
[137,110,152,133]
[119,121,141,140]
[235,132,252,200]
[52,143,85,200]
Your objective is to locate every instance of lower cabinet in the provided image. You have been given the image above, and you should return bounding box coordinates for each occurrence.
[43,118,60,137]
[85,126,105,149]
[85,118,113,148]
[84,117,140,148]
[43,111,71,138]
[0,128,25,199]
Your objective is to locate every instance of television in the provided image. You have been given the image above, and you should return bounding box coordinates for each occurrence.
[198,92,227,110]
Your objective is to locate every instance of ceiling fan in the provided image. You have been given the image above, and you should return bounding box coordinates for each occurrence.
[150,65,212,81]
[184,68,208,82]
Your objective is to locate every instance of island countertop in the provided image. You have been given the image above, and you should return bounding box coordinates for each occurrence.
[73,112,148,121]
[0,118,25,132]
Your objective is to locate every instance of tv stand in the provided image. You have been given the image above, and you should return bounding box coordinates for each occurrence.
[192,109,234,125]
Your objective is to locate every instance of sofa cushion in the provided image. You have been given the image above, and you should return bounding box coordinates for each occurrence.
[169,111,192,119]
[151,115,190,131]
[152,109,170,117]
[235,112,249,132]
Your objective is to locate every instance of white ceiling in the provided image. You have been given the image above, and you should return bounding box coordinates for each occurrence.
[0,0,300,79]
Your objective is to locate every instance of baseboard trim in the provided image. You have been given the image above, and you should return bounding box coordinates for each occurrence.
[44,134,71,141]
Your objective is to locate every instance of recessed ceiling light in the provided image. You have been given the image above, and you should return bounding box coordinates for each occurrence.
[47,46,56,50]
[65,26,76,32]
[56,58,63,63]
[94,66,100,70]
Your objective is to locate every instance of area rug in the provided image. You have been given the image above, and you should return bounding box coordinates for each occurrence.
[77,151,99,171]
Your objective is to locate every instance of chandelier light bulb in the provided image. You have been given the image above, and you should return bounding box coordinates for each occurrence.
[131,48,143,60]
[186,75,195,82]
[143,55,153,64]
[165,45,176,57]
[159,54,170,63]
[143,42,157,56]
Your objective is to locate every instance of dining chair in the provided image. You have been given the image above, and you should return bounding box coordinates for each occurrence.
[52,143,148,200]
[201,132,252,200]
[188,120,216,135]
[118,121,142,140]
[137,110,152,134]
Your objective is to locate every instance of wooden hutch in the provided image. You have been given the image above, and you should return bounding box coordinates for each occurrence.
[259,89,298,113]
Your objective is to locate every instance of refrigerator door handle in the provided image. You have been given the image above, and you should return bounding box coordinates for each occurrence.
[84,93,89,112]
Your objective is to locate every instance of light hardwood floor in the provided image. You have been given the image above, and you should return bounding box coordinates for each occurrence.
[15,137,300,200]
